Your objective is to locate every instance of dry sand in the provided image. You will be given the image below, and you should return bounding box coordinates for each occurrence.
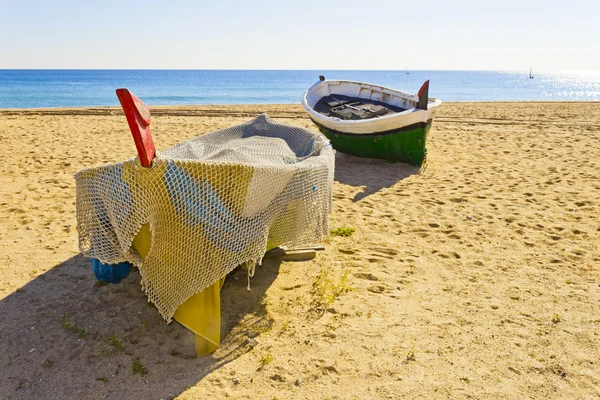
[0,102,599,399]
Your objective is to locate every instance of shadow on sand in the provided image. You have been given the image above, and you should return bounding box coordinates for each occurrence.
[333,152,421,201]
[0,254,280,399]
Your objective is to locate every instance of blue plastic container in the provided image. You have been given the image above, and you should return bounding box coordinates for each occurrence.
[91,258,131,283]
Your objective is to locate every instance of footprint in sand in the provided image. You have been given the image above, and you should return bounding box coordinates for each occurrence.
[339,249,357,255]
[354,273,379,281]
[369,247,399,258]
[367,285,386,294]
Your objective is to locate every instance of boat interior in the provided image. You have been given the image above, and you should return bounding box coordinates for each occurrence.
[313,94,407,121]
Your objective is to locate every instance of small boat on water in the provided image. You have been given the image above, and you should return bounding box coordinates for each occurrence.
[301,76,442,166]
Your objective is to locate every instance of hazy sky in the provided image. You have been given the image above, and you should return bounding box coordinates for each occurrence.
[1,0,598,70]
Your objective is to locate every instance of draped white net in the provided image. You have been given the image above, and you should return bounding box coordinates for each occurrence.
[75,114,335,321]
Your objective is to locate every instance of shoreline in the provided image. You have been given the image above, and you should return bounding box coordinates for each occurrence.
[0,101,598,119]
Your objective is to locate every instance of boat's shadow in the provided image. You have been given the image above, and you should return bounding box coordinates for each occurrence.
[334,152,421,201]
[0,254,280,399]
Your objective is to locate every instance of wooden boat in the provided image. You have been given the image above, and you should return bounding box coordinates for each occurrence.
[301,76,442,166]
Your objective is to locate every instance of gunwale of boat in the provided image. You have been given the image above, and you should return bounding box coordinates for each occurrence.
[301,79,442,135]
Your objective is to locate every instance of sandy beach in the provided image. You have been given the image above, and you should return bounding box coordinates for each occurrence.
[0,102,599,399]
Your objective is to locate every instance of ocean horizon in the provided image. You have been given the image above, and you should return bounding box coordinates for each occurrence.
[1,69,599,108]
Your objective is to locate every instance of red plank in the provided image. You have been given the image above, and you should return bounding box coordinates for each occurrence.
[116,88,155,168]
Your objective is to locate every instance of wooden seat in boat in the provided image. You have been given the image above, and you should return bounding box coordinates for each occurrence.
[314,94,404,121]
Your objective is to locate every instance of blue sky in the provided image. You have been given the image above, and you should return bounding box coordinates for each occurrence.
[1,0,598,70]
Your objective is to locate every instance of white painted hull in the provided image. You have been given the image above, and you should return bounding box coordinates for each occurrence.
[301,79,442,134]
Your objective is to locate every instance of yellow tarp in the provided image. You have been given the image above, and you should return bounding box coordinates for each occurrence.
[133,223,221,356]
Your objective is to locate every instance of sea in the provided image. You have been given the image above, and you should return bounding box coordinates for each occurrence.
[0,69,599,109]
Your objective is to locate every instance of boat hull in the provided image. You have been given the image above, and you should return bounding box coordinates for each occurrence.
[314,120,431,166]
[302,79,441,166]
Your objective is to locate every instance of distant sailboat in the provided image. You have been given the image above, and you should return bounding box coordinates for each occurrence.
[406,68,410,75]
[529,67,534,79]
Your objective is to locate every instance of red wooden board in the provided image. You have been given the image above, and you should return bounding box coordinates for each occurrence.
[116,88,156,167]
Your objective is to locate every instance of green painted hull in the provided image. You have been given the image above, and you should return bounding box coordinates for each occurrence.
[316,122,431,166]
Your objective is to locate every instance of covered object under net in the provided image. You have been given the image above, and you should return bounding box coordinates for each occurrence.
[75,110,334,354]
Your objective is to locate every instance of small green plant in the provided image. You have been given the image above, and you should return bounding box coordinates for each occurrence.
[132,358,148,376]
[406,350,416,362]
[552,314,562,324]
[62,314,87,338]
[105,334,126,352]
[460,376,471,384]
[94,280,109,287]
[95,377,108,383]
[261,352,274,366]
[330,227,356,237]
[279,320,297,336]
[313,269,353,308]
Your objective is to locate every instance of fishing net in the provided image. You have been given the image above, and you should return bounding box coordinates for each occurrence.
[75,114,335,321]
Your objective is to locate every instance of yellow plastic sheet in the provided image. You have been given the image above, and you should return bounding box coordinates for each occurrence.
[132,223,222,356]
